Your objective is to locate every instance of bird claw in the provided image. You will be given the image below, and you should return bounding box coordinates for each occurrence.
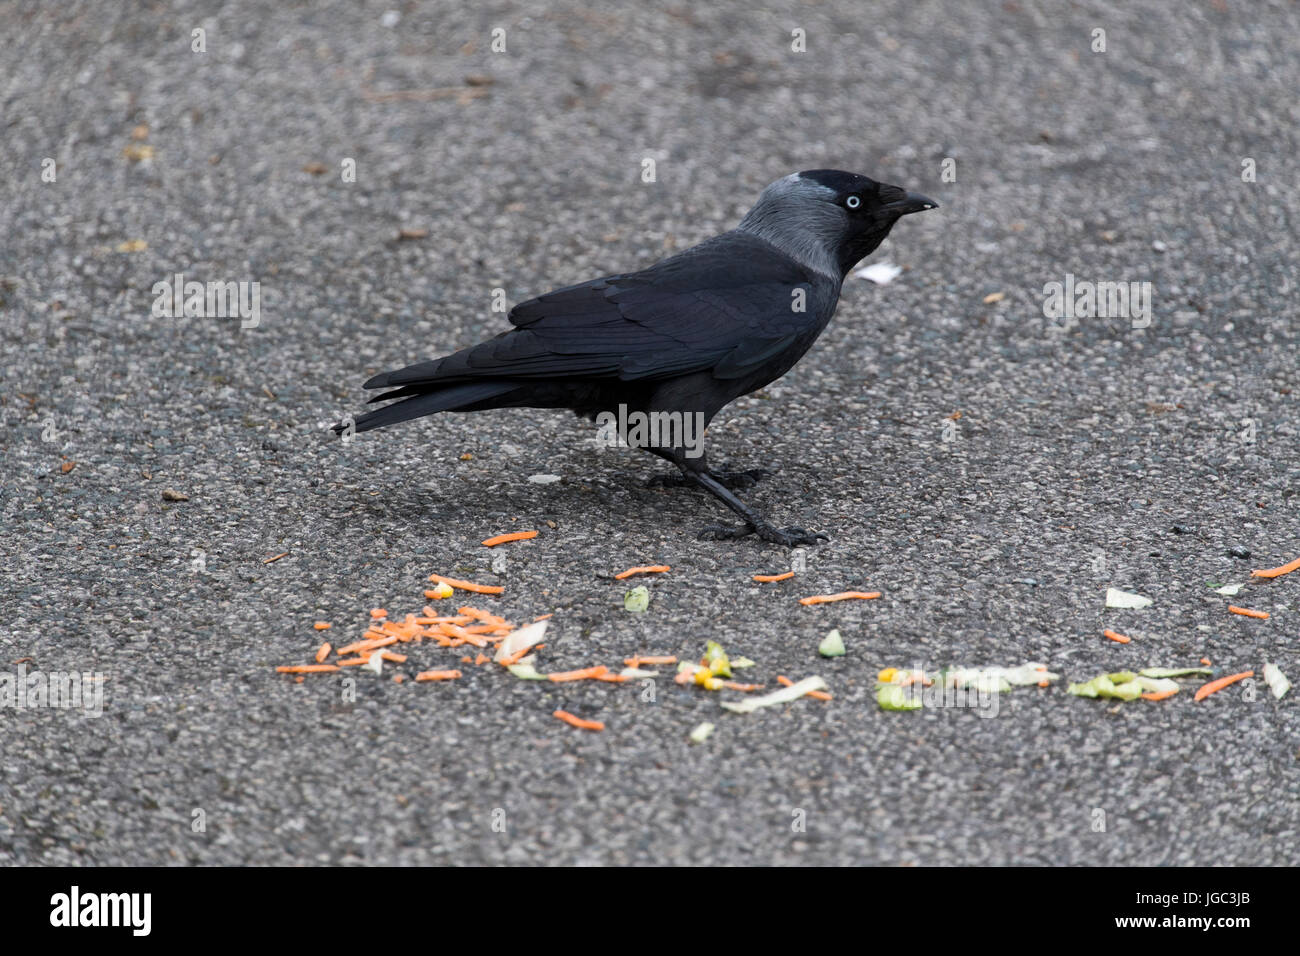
[697,522,828,547]
[760,525,830,547]
[697,522,756,541]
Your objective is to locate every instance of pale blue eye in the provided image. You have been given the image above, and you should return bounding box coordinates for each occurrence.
[846,195,861,209]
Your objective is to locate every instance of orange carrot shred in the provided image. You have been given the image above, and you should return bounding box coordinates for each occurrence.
[379,651,407,663]
[315,643,331,663]
[482,530,539,547]
[474,653,489,666]
[427,574,504,595]
[533,613,553,622]
[553,709,604,731]
[276,664,340,674]
[1103,629,1132,644]
[1194,670,1254,701]
[798,591,881,605]
[1227,605,1269,620]
[415,669,463,682]
[548,666,609,682]
[623,655,677,668]
[1251,556,1300,579]
[313,621,331,630]
[776,674,832,700]
[1200,657,1212,666]
[614,564,670,580]
[263,552,289,564]
[753,571,795,583]
[1142,689,1178,701]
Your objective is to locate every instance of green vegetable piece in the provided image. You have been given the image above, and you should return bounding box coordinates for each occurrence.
[818,629,846,657]
[623,585,650,613]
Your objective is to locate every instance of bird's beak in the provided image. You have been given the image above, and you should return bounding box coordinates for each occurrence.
[884,191,939,216]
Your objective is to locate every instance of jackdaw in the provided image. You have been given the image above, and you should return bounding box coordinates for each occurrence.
[335,169,937,546]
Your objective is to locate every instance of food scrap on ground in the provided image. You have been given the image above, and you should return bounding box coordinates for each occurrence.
[1227,605,1269,620]
[799,590,881,606]
[1263,663,1291,699]
[614,564,670,580]
[553,709,604,731]
[1105,588,1152,609]
[721,676,828,714]
[482,530,538,547]
[623,585,650,612]
[1103,628,1132,644]
[689,722,715,743]
[818,628,846,657]
[875,662,1059,710]
[1252,556,1300,579]
[427,574,504,595]
[1194,670,1254,701]
[753,571,795,583]
[313,621,331,630]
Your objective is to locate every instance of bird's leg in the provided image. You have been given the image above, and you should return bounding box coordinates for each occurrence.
[688,471,828,547]
[644,449,771,489]
[645,467,771,490]
[646,448,826,547]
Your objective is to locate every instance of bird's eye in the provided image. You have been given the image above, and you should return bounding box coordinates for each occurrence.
[845,195,861,209]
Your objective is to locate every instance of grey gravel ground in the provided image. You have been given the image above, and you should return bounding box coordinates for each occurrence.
[2,1,1297,866]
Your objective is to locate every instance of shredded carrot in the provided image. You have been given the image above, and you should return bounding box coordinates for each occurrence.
[1252,556,1300,579]
[1037,679,1050,688]
[1141,689,1178,701]
[415,669,463,682]
[428,574,504,595]
[392,674,405,684]
[337,657,371,667]
[1194,670,1254,701]
[553,709,604,731]
[595,672,630,682]
[379,651,407,663]
[276,664,340,674]
[799,591,881,606]
[482,530,539,547]
[614,564,670,580]
[294,675,305,683]
[1228,605,1269,620]
[474,653,489,666]
[498,645,533,667]
[370,608,387,619]
[753,571,795,583]
[1200,657,1212,666]
[313,621,331,631]
[315,643,331,663]
[1103,629,1132,644]
[722,681,761,692]
[533,613,553,621]
[548,666,609,682]
[460,655,474,664]
[336,635,397,655]
[623,655,677,668]
[263,552,289,564]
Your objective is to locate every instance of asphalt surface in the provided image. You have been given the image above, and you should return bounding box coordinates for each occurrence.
[2,1,1298,866]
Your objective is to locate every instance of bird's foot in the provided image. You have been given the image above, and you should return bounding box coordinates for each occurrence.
[647,468,771,490]
[698,521,828,547]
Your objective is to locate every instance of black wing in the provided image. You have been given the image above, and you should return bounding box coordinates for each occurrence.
[364,231,826,399]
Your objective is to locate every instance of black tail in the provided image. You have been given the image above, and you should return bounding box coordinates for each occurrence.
[332,381,517,435]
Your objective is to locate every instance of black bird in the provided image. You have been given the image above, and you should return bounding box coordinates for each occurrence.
[335,169,937,546]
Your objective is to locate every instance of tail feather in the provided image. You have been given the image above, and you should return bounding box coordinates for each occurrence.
[333,382,516,435]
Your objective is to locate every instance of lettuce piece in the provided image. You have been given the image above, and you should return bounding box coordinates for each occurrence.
[624,585,650,613]
[876,683,923,711]
[722,676,828,714]
[689,722,715,744]
[818,629,846,657]
[1263,663,1291,700]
